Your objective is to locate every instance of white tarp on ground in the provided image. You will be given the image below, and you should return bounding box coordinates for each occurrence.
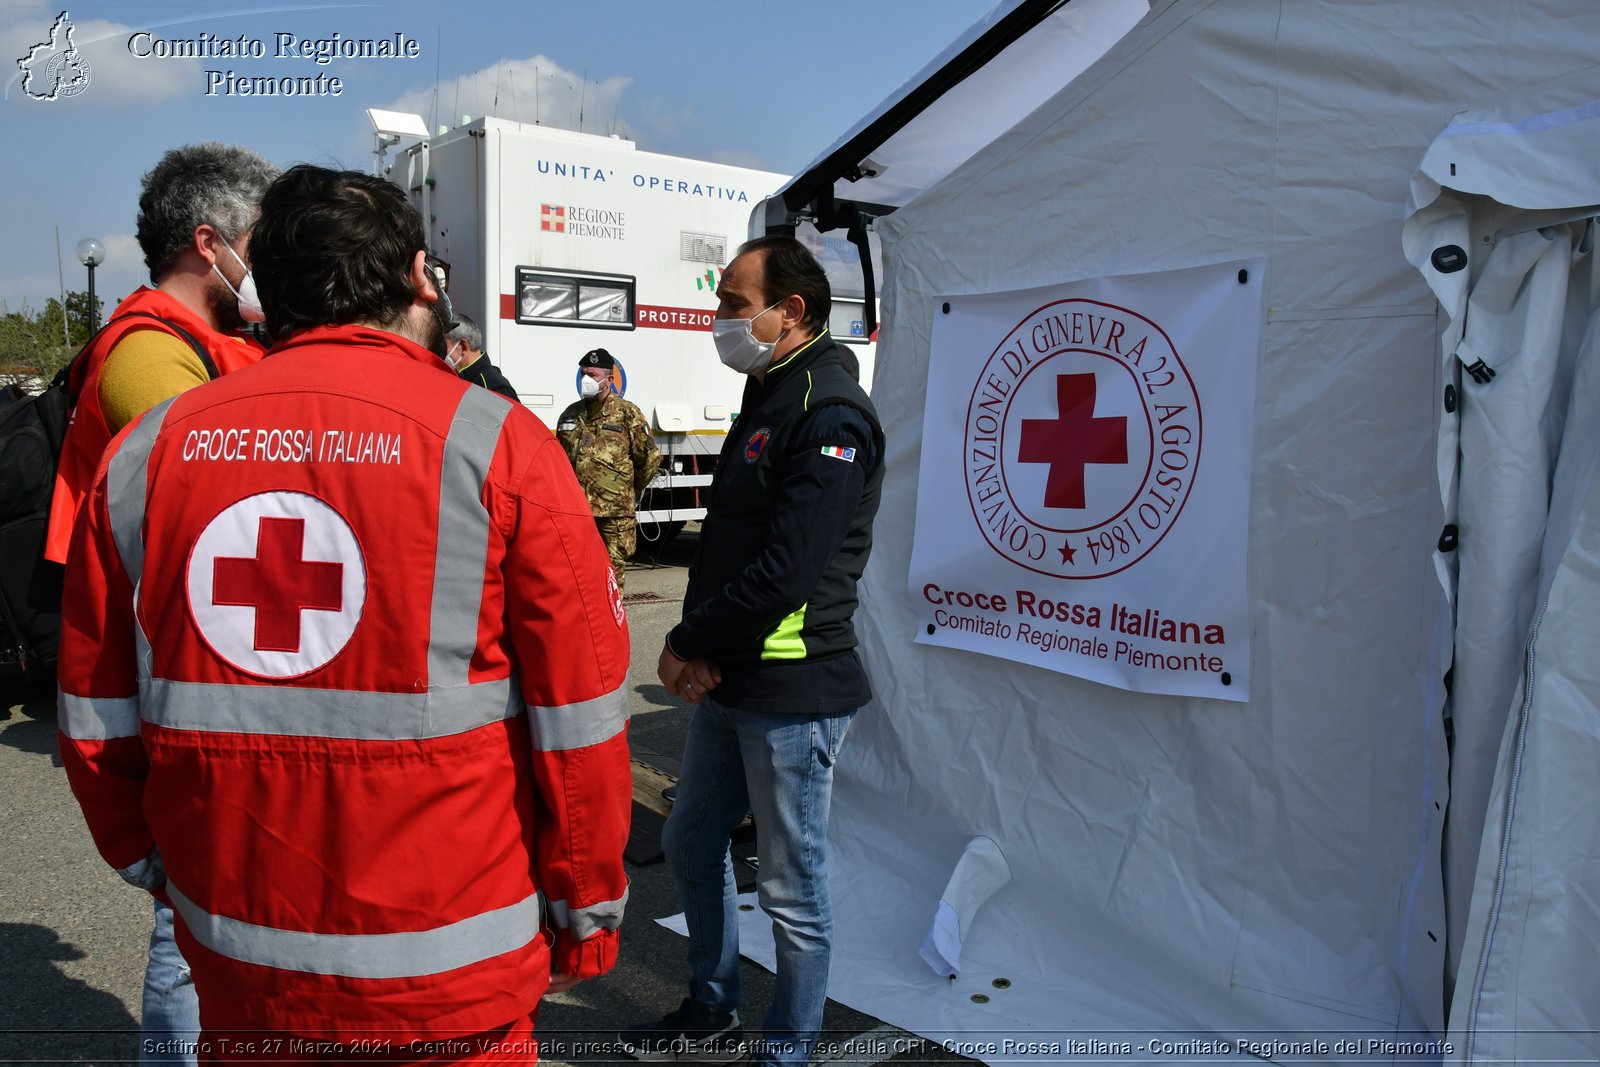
[907,262,1262,701]
[728,1,1600,1063]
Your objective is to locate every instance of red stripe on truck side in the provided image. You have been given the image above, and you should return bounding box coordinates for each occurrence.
[635,305,714,332]
[499,298,714,332]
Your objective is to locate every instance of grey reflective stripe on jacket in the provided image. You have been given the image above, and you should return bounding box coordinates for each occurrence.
[58,693,140,740]
[429,387,512,689]
[546,885,629,940]
[57,397,179,743]
[139,676,520,740]
[530,685,628,751]
[167,880,544,980]
[105,394,179,591]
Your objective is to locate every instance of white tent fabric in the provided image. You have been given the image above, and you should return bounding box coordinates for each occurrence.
[725,1,1600,1062]
[1400,69,1600,1066]
[1447,306,1600,1067]
[783,0,1147,213]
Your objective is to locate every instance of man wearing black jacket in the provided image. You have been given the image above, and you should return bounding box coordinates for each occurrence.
[445,313,518,401]
[619,236,883,1067]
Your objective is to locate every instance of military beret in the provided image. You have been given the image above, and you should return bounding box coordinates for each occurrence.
[579,348,615,370]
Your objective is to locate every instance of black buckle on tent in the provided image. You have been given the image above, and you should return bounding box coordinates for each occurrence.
[1438,525,1459,553]
[1430,245,1467,274]
[1462,359,1496,385]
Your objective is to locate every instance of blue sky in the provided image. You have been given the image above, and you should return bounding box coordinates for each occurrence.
[1,0,993,312]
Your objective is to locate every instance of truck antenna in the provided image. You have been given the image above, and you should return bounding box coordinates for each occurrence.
[429,27,441,133]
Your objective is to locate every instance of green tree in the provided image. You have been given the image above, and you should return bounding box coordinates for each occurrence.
[0,296,83,390]
[64,289,103,345]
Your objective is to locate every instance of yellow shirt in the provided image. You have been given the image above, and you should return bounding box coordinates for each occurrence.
[97,328,212,432]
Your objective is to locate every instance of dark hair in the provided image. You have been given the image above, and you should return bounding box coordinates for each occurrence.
[736,235,830,335]
[136,143,278,282]
[250,164,426,341]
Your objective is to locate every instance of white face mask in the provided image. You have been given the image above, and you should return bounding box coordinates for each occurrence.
[712,300,785,374]
[580,375,604,398]
[213,239,265,323]
[444,340,464,370]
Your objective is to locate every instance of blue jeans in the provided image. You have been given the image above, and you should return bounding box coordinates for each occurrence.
[663,697,856,1067]
[142,899,200,1066]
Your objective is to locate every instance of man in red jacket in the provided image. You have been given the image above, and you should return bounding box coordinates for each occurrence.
[57,164,632,1059]
[46,140,278,1067]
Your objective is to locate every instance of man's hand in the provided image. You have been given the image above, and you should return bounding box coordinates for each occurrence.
[657,642,688,692]
[679,657,721,703]
[658,643,720,703]
[546,971,583,996]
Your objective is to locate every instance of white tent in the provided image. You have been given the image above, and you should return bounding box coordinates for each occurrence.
[742,1,1600,1061]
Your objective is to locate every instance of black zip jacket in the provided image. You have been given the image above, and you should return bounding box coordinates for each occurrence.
[667,332,884,714]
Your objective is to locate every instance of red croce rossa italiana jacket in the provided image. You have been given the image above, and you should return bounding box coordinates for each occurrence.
[57,324,632,1040]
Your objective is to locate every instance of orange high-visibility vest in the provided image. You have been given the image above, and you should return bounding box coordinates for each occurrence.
[45,287,261,563]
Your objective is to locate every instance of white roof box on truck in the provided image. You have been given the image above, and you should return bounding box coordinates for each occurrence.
[376,114,876,528]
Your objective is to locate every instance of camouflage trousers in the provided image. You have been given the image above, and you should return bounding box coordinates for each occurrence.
[595,516,637,594]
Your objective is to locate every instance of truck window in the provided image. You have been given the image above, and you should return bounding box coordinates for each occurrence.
[516,267,636,330]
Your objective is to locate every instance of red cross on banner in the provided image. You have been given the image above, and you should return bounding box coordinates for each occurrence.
[213,516,344,653]
[1018,373,1129,510]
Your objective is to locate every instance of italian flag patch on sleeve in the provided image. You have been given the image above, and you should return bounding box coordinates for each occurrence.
[820,445,857,462]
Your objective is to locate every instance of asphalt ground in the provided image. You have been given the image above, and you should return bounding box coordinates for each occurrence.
[0,527,955,1067]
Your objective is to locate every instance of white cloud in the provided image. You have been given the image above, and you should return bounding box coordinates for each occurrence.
[5,11,195,105]
[708,148,772,170]
[381,55,632,137]
[96,232,150,303]
[73,19,196,104]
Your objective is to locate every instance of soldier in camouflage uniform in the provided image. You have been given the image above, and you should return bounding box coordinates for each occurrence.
[556,348,662,593]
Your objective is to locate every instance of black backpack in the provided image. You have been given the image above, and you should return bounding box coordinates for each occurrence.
[0,312,216,675]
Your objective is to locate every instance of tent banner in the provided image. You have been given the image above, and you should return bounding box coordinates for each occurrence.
[908,260,1263,701]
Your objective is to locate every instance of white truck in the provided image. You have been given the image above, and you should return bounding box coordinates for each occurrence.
[376,114,877,533]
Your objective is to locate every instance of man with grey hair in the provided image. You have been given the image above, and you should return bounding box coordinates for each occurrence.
[46,141,278,1066]
[445,312,519,400]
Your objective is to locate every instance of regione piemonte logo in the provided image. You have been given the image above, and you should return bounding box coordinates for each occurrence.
[963,298,1201,579]
[187,492,367,678]
[16,10,91,101]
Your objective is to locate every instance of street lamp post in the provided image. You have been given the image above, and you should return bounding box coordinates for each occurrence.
[75,237,105,336]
